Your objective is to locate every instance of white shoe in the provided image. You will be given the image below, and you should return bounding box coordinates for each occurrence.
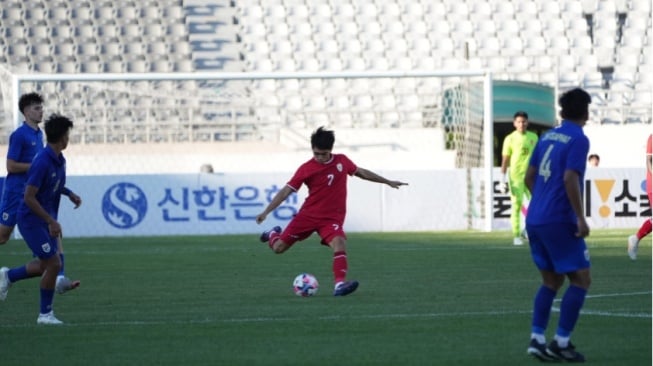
[56,276,80,295]
[37,311,63,325]
[513,237,524,246]
[0,267,10,301]
[627,235,639,260]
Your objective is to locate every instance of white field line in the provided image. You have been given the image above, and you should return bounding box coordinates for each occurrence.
[548,291,652,318]
[1,291,649,328]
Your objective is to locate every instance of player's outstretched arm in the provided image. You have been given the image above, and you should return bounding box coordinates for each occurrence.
[354,167,408,189]
[256,185,294,224]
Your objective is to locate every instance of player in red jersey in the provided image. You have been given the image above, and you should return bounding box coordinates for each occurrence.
[256,127,408,296]
[628,133,652,260]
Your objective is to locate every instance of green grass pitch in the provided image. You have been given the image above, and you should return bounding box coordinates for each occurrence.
[0,229,650,365]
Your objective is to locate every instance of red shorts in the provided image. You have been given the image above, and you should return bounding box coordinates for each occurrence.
[279,212,346,247]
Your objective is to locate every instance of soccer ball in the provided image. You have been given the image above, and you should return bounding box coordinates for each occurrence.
[292,273,319,297]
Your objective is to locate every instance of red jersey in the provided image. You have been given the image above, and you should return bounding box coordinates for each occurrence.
[287,153,358,220]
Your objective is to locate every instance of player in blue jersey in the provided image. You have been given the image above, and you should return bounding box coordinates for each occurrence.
[524,88,592,363]
[0,93,80,295]
[0,93,45,243]
[0,114,81,324]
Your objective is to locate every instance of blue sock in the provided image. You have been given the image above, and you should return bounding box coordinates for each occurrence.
[556,285,587,338]
[40,287,55,314]
[58,253,65,276]
[532,285,557,335]
[7,266,30,283]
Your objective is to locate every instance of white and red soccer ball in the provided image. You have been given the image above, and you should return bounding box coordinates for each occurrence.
[292,273,319,297]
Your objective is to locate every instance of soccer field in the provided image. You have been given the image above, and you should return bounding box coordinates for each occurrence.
[0,229,650,365]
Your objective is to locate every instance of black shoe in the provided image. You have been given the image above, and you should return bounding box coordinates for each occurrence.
[259,226,281,243]
[546,340,585,363]
[333,280,359,296]
[527,339,555,362]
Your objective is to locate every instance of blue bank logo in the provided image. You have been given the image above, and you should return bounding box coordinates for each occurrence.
[102,182,147,229]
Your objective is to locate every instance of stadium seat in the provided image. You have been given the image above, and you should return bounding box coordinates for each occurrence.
[5,24,27,39]
[321,58,343,71]
[477,37,501,57]
[312,2,333,20]
[515,0,539,16]
[341,38,362,56]
[511,55,532,72]
[317,39,339,58]
[28,24,49,41]
[272,39,293,56]
[299,58,320,72]
[276,58,296,72]
[469,1,492,22]
[403,2,424,22]
[144,23,165,41]
[167,23,186,40]
[141,4,161,19]
[58,61,79,73]
[71,5,94,25]
[539,1,562,17]
[34,60,57,73]
[31,43,53,58]
[475,19,497,36]
[523,36,547,56]
[501,37,523,57]
[294,39,316,58]
[387,38,408,56]
[127,60,149,73]
[289,21,312,42]
[105,60,126,73]
[343,56,364,71]
[409,37,431,58]
[333,2,354,19]
[117,5,138,23]
[356,3,378,22]
[497,18,520,37]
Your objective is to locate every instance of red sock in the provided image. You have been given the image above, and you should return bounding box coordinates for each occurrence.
[637,219,652,240]
[333,251,348,284]
[268,232,280,250]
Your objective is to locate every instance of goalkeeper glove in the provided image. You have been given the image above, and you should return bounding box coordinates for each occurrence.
[499,176,509,194]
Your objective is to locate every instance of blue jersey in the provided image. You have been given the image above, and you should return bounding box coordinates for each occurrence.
[526,121,589,225]
[17,146,66,225]
[4,122,44,194]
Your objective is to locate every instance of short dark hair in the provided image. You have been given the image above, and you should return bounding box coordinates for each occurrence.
[44,114,73,143]
[18,92,43,114]
[513,111,528,119]
[588,154,600,161]
[559,88,591,121]
[311,126,335,150]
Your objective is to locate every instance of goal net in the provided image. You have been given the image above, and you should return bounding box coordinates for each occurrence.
[0,70,494,230]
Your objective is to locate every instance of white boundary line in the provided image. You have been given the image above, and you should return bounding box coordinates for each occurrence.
[1,308,649,329]
[550,291,652,318]
[1,291,649,328]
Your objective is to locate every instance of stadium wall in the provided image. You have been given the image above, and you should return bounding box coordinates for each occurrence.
[10,167,646,239]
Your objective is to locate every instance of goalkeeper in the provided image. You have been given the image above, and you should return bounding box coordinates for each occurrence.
[500,111,538,246]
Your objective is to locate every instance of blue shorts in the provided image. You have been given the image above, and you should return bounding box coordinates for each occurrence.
[526,223,590,274]
[0,190,21,227]
[17,222,59,260]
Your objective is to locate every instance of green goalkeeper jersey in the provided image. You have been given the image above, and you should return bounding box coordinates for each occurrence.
[502,130,538,181]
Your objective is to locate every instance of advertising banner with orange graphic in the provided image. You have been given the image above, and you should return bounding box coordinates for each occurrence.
[491,168,650,230]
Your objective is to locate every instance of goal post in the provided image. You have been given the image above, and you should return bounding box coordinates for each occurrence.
[0,69,495,231]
